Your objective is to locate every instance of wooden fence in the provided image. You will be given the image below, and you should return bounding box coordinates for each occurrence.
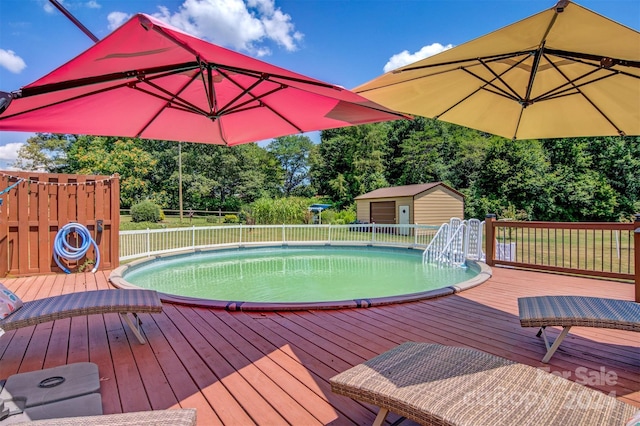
[484,214,640,302]
[0,171,120,277]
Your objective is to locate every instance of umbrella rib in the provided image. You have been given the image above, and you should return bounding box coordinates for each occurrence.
[141,17,340,92]
[356,51,534,94]
[478,55,531,101]
[135,75,207,116]
[216,72,304,133]
[461,67,520,102]
[545,48,640,69]
[538,58,626,136]
[436,56,530,119]
[221,85,284,116]
[213,63,339,91]
[435,87,485,120]
[533,66,605,102]
[133,71,207,137]
[0,81,133,120]
[215,73,264,117]
[394,51,533,74]
[14,62,200,99]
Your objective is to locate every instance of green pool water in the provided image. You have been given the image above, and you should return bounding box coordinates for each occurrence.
[123,246,478,303]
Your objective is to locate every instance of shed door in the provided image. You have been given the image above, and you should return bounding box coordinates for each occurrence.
[398,205,410,236]
[370,201,395,224]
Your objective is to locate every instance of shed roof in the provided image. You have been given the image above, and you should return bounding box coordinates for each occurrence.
[355,182,464,200]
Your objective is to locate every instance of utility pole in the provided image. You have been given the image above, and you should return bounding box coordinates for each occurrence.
[179,142,183,222]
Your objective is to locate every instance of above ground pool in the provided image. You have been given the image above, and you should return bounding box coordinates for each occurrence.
[111,245,491,310]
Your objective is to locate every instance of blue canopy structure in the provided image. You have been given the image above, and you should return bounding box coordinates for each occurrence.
[308,204,331,224]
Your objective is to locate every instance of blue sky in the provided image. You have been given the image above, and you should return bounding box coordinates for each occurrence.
[0,0,638,168]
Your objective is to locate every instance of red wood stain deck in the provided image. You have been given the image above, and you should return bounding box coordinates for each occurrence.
[0,267,638,425]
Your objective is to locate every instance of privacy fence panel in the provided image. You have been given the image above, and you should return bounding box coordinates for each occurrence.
[0,171,120,277]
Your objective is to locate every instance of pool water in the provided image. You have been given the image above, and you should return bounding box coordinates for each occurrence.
[123,246,479,303]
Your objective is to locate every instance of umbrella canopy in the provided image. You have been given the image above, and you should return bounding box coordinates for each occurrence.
[0,14,406,146]
[354,0,640,140]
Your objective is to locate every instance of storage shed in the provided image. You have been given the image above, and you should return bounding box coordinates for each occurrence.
[354,182,464,226]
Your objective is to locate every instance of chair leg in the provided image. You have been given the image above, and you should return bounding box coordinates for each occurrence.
[540,326,571,363]
[120,313,147,344]
[372,408,389,426]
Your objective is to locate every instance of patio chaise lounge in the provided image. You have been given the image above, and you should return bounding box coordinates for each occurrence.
[518,295,640,363]
[0,289,162,344]
[330,342,638,426]
[10,409,197,425]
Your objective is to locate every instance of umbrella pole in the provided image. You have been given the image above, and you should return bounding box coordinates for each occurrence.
[48,0,99,43]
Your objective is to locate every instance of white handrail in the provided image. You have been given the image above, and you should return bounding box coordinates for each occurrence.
[422,218,485,267]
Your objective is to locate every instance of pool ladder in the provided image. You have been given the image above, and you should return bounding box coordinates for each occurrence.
[423,218,485,267]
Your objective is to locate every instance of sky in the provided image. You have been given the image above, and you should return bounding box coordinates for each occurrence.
[0,0,638,169]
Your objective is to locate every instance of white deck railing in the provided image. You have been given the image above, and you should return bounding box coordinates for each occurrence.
[119,224,440,261]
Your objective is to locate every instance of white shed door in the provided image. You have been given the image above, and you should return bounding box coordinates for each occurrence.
[398,205,410,235]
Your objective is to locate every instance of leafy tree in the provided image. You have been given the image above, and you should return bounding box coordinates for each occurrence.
[543,138,618,221]
[66,136,157,208]
[312,124,390,207]
[352,123,389,195]
[393,119,489,189]
[586,136,640,219]
[267,135,313,196]
[12,133,70,171]
[174,142,281,211]
[466,138,555,220]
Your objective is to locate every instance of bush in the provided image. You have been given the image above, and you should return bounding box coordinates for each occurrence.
[131,200,163,223]
[223,214,239,223]
[333,204,356,224]
[250,197,311,224]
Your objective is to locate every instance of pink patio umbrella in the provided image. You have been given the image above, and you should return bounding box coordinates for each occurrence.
[0,14,406,146]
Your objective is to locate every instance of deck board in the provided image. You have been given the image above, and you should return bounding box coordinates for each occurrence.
[0,267,638,425]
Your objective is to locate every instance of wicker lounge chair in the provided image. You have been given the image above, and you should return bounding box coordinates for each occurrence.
[518,295,640,362]
[0,289,162,344]
[330,342,638,426]
[11,408,197,425]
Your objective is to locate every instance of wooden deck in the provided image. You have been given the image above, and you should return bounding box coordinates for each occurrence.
[0,267,638,425]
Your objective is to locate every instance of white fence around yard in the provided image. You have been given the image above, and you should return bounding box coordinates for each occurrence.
[119,224,440,261]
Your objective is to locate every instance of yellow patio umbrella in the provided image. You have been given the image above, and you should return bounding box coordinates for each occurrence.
[355,0,640,140]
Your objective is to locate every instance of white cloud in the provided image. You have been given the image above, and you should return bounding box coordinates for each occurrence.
[107,11,131,30]
[0,143,24,162]
[383,42,453,72]
[86,1,101,9]
[43,1,56,14]
[0,49,26,74]
[144,0,302,56]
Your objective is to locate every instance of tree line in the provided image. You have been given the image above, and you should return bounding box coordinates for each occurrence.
[13,117,640,222]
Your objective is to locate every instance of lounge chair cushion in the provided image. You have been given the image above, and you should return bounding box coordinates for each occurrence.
[0,284,22,320]
[1,393,103,424]
[0,362,100,408]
